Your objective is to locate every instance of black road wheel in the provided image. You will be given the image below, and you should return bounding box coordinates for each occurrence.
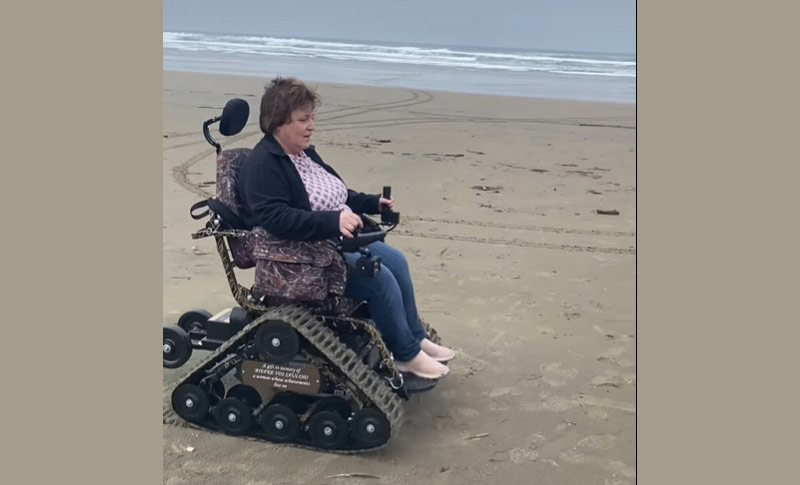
[259,404,300,443]
[226,384,262,408]
[177,309,212,340]
[163,326,192,368]
[254,321,300,364]
[214,398,253,435]
[315,397,352,419]
[308,411,349,449]
[172,384,209,423]
[350,408,391,447]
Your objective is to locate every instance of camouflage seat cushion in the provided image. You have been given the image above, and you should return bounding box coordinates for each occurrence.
[215,148,352,310]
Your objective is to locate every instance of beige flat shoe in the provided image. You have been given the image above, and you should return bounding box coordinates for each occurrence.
[395,350,450,379]
[420,338,456,363]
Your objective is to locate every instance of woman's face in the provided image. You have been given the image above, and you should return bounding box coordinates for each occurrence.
[275,106,315,155]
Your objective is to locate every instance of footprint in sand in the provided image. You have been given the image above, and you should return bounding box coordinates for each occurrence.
[521,395,579,412]
[509,447,539,463]
[452,407,480,419]
[559,450,636,479]
[592,370,634,389]
[541,363,579,387]
[509,433,546,463]
[588,407,610,421]
[577,434,617,450]
[487,386,515,398]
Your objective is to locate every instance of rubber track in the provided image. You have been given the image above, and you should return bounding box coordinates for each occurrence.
[164,304,405,453]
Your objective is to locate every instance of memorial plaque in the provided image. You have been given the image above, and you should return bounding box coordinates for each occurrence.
[240,360,323,403]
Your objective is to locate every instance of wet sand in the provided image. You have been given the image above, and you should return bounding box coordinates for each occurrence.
[162,70,636,485]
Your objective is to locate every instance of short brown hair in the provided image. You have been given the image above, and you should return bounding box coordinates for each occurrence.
[259,77,320,134]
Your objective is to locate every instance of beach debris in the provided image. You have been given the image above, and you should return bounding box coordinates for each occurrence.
[471,185,503,191]
[401,152,412,155]
[444,153,464,158]
[184,445,195,452]
[530,168,548,173]
[198,180,216,187]
[324,473,380,480]
[372,138,391,143]
[588,190,603,195]
[559,163,578,167]
[567,169,602,179]
[596,209,620,216]
[466,433,490,441]
[440,466,450,472]
[163,135,169,138]
[439,247,448,256]
[466,149,485,155]
[380,151,394,155]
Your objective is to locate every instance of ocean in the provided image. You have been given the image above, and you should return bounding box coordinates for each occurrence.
[163,31,635,104]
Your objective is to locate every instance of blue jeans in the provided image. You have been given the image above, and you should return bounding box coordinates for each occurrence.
[342,241,427,361]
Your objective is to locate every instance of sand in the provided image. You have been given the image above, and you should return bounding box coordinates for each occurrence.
[162,70,636,484]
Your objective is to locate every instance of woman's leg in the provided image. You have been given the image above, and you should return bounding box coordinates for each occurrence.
[360,242,456,363]
[363,242,427,341]
[342,252,420,362]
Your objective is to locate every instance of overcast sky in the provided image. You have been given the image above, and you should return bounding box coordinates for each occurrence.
[163,0,635,54]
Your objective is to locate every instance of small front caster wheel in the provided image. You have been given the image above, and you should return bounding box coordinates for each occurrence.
[163,325,192,368]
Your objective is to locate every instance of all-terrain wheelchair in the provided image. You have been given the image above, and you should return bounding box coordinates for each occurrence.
[162,98,444,452]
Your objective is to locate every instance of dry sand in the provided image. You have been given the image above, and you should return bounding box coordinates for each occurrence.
[162,71,636,485]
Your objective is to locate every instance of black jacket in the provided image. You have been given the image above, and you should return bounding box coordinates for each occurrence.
[237,134,381,240]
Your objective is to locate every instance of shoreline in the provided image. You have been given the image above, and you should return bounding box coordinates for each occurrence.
[163,68,637,109]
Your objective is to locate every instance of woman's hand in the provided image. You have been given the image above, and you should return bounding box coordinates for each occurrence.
[339,211,363,238]
[378,197,394,211]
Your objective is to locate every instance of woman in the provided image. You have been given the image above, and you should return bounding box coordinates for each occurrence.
[237,77,455,380]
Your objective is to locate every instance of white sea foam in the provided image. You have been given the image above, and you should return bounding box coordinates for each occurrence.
[163,32,636,78]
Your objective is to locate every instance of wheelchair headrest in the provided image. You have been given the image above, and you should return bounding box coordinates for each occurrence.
[219,98,250,136]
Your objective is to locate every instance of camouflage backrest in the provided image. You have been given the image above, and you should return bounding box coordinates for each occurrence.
[215,147,255,269]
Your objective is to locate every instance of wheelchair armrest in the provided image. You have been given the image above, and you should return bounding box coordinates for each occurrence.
[339,229,386,253]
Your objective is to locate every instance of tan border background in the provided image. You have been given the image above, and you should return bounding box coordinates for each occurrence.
[4,1,798,484]
[4,1,163,484]
[638,1,799,484]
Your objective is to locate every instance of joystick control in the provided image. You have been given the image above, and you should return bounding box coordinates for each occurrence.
[380,186,400,225]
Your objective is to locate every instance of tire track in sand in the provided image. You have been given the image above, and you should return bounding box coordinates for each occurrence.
[163,89,434,146]
[394,230,636,255]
